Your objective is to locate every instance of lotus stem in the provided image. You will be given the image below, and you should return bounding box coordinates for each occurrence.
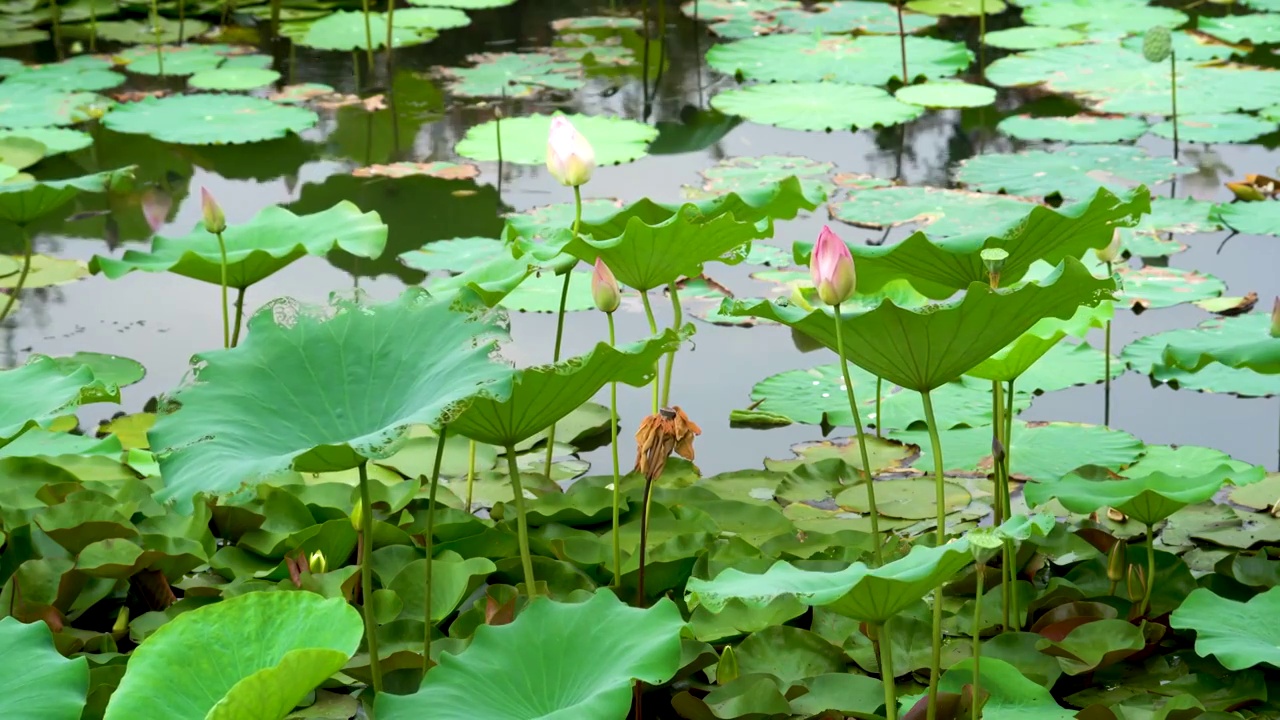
[231,286,245,347]
[50,0,63,60]
[920,390,946,720]
[1140,523,1155,616]
[1170,51,1178,161]
[149,0,163,75]
[834,302,882,565]
[1004,378,1018,628]
[608,312,623,587]
[88,1,97,52]
[993,380,1013,631]
[0,227,31,324]
[360,0,374,70]
[896,0,908,84]
[978,0,985,76]
[875,623,897,720]
[465,440,476,514]
[661,281,682,408]
[542,186,582,478]
[178,0,186,43]
[505,443,538,596]
[1104,279,1112,428]
[639,291,660,414]
[972,564,984,720]
[637,478,657,606]
[422,424,448,670]
[356,461,383,694]
[385,0,395,60]
[269,0,280,37]
[213,230,230,349]
[875,377,883,438]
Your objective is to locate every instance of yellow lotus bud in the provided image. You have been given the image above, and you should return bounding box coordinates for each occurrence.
[350,498,364,532]
[309,550,327,574]
[112,606,129,638]
[1096,228,1123,264]
[200,187,226,234]
[1107,539,1127,585]
[716,646,739,686]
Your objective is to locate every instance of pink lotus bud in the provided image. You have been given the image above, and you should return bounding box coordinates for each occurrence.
[200,187,226,234]
[545,116,595,187]
[591,258,620,313]
[809,225,856,306]
[141,188,171,234]
[1096,228,1123,264]
[1271,297,1280,338]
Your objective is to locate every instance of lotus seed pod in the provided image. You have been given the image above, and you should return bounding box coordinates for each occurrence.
[981,248,1009,289]
[1143,26,1172,63]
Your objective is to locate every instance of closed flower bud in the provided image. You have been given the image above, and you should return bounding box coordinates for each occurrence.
[350,498,364,532]
[200,187,226,234]
[1107,539,1127,585]
[591,258,620,313]
[716,645,739,686]
[1096,228,1123,264]
[809,225,857,306]
[545,116,595,187]
[1271,297,1280,339]
[309,550,328,574]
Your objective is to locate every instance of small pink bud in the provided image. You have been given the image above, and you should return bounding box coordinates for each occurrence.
[1271,297,1280,339]
[1096,228,1123,264]
[141,188,171,234]
[809,225,856,306]
[546,116,595,187]
[591,258,620,313]
[200,187,226,234]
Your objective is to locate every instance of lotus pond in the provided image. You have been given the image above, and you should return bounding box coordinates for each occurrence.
[4,0,1280,718]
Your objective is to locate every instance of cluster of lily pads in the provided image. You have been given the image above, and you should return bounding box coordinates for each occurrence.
[3,0,1280,719]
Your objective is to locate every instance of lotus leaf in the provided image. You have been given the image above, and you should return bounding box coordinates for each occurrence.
[103,94,318,145]
[1200,14,1280,44]
[1026,464,1264,526]
[378,590,685,719]
[956,145,1189,200]
[400,237,506,274]
[0,128,92,156]
[1116,266,1226,310]
[149,289,514,511]
[997,114,1149,143]
[895,81,996,108]
[0,617,88,720]
[733,625,846,684]
[91,17,210,43]
[442,52,583,98]
[1160,320,1280,375]
[907,0,1006,14]
[1119,29,1242,62]
[91,201,386,288]
[1124,313,1280,396]
[774,0,937,34]
[408,0,516,6]
[830,185,1035,238]
[920,658,1075,719]
[1150,113,1274,144]
[456,112,657,165]
[680,0,800,38]
[984,26,1085,50]
[3,56,123,92]
[691,155,835,201]
[103,590,363,720]
[706,34,972,85]
[967,303,1114,386]
[0,166,134,224]
[1169,587,1280,670]
[1212,200,1280,236]
[286,11,436,50]
[1022,0,1187,33]
[113,43,247,76]
[710,82,925,130]
[893,421,1144,481]
[0,83,110,129]
[188,68,282,91]
[0,356,117,444]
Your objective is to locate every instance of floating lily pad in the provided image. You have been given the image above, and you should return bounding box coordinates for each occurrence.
[1119,29,1243,62]
[290,10,436,51]
[1116,265,1226,310]
[103,94,317,144]
[907,0,1006,14]
[1028,464,1261,527]
[1022,0,1187,34]
[707,34,972,85]
[984,26,1085,50]
[711,82,924,132]
[0,136,43,170]
[0,84,111,128]
[392,6,471,29]
[1122,313,1280,397]
[352,161,479,179]
[400,237,505,273]
[1150,113,1274,144]
[1141,197,1223,235]
[1159,312,1280,376]
[4,56,124,92]
[0,29,49,49]
[955,144,1189,200]
[990,341,1122,394]
[456,112,657,165]
[692,155,835,201]
[406,0,517,6]
[1170,587,1280,671]
[91,17,211,44]
[113,43,247,76]
[894,80,995,108]
[835,477,971,519]
[0,355,116,443]
[682,0,802,38]
[0,128,92,155]
[997,115,1149,143]
[187,67,282,91]
[829,185,1034,238]
[1200,14,1280,44]
[442,52,583,98]
[774,1,938,34]
[0,166,134,225]
[1212,200,1280,236]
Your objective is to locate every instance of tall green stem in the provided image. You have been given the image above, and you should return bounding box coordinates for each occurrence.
[661,281,682,407]
[0,227,31,324]
[357,462,383,694]
[231,286,245,347]
[637,478,657,606]
[465,440,477,514]
[876,623,897,720]
[608,313,622,587]
[384,0,395,60]
[1104,260,1113,428]
[505,444,538,596]
[213,230,230,349]
[543,186,583,477]
[1170,52,1179,161]
[360,0,374,70]
[1004,379,1019,629]
[896,0,908,83]
[639,291,660,413]
[148,0,162,75]
[833,303,882,565]
[920,390,946,720]
[978,0,986,75]
[993,380,1013,631]
[178,0,186,42]
[1140,524,1155,616]
[875,377,883,438]
[972,565,984,720]
[422,425,448,669]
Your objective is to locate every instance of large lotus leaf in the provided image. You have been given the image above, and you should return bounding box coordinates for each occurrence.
[1213,200,1280,236]
[775,0,938,33]
[0,128,92,157]
[955,145,1188,200]
[103,94,318,145]
[149,289,514,512]
[0,166,134,224]
[1025,464,1264,526]
[1160,323,1280,375]
[711,82,924,132]
[1200,14,1280,43]
[997,114,1149,143]
[829,185,1036,239]
[287,11,436,50]
[1120,28,1244,62]
[987,43,1280,115]
[379,591,684,719]
[0,617,88,720]
[680,0,801,38]
[1125,313,1280,397]
[984,26,1085,50]
[891,421,1143,482]
[1169,587,1280,671]
[1151,113,1273,144]
[796,186,1148,299]
[921,658,1075,719]
[723,258,1114,392]
[1022,0,1186,33]
[0,356,117,444]
[967,303,1113,384]
[442,51,583,98]
[456,112,657,166]
[90,201,385,289]
[687,539,971,624]
[103,591,362,720]
[1116,265,1225,310]
[895,81,996,108]
[450,332,676,447]
[706,34,972,85]
[4,56,123,93]
[0,82,111,129]
[408,0,517,7]
[692,155,835,201]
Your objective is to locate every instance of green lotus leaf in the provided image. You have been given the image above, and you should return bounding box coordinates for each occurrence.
[1150,113,1274,144]
[90,201,386,289]
[0,617,88,720]
[0,128,92,156]
[495,269,601,313]
[775,0,937,33]
[1120,28,1243,62]
[0,136,43,171]
[0,355,118,445]
[916,658,1075,719]
[407,0,517,6]
[984,26,1085,50]
[734,625,846,684]
[0,166,134,225]
[450,331,677,447]
[1023,0,1186,33]
[956,145,1189,200]
[442,51,583,98]
[686,539,971,624]
[424,254,538,308]
[892,421,1143,482]
[1160,322,1280,375]
[907,0,1006,15]
[1169,586,1280,670]
[1126,313,1280,396]
[0,427,122,459]
[707,34,972,85]
[286,11,437,50]
[103,94,318,145]
[378,590,685,719]
[830,185,1036,239]
[103,591,363,720]
[3,55,123,92]
[50,351,145,395]
[0,83,105,129]
[997,114,1149,143]
[456,112,657,166]
[895,80,996,108]
[113,43,245,76]
[1025,463,1264,526]
[188,67,282,91]
[710,82,924,132]
[1213,199,1280,236]
[968,302,1114,384]
[1200,14,1280,44]
[724,257,1114,392]
[149,289,515,512]
[680,0,800,38]
[797,186,1148,299]
[400,237,506,273]
[90,16,210,43]
[387,551,497,623]
[689,155,834,203]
